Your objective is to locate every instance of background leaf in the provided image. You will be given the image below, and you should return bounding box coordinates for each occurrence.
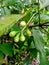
[40,0,49,9]
[0,42,13,56]
[32,29,47,65]
[0,8,32,37]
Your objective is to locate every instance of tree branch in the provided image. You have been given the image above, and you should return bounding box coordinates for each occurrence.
[29,22,49,28]
[29,22,49,34]
[41,26,49,34]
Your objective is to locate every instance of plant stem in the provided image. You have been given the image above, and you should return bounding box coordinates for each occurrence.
[29,22,49,27]
[41,27,49,34]
[21,13,36,32]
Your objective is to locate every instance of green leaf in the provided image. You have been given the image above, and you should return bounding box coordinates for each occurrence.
[0,14,23,37]
[32,29,45,54]
[32,29,47,65]
[3,0,16,6]
[40,0,49,9]
[33,14,49,23]
[0,8,32,37]
[0,51,4,60]
[40,54,47,65]
[30,48,37,58]
[11,25,21,31]
[29,41,35,49]
[45,48,49,56]
[0,43,13,56]
[4,7,11,15]
[1,8,5,16]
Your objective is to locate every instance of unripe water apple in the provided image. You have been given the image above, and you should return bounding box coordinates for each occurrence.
[20,33,25,42]
[20,21,26,27]
[9,31,17,37]
[26,29,32,36]
[14,34,20,42]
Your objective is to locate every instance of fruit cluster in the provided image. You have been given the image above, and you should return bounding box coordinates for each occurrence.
[9,21,32,43]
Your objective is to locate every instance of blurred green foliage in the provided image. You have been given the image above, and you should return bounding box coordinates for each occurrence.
[0,0,49,65]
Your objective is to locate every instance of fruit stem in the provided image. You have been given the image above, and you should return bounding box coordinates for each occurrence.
[21,13,36,32]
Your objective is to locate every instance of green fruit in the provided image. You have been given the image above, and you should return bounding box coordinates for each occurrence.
[26,29,32,36]
[20,33,25,42]
[9,31,17,37]
[14,34,20,43]
[20,21,26,27]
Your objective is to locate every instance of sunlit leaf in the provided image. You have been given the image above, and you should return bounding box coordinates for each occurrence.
[0,8,32,37]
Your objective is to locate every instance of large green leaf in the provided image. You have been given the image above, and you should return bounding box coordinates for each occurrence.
[0,8,32,37]
[32,29,47,65]
[0,14,22,37]
[32,29,46,54]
